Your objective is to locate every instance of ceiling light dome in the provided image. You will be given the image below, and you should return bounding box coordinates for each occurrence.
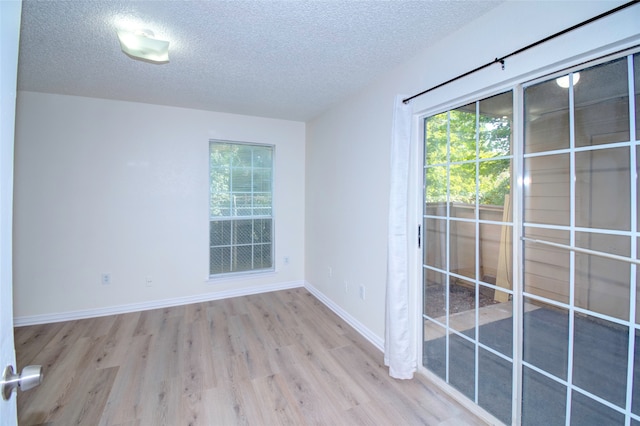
[556,72,580,88]
[117,29,169,64]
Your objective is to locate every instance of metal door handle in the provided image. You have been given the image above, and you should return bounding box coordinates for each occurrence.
[1,365,43,400]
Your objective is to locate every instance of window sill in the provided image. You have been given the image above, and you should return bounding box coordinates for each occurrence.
[205,268,277,284]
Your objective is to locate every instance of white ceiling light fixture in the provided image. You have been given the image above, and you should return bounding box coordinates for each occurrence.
[556,72,580,88]
[116,29,169,64]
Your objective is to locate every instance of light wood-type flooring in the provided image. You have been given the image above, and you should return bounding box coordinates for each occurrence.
[14,288,485,425]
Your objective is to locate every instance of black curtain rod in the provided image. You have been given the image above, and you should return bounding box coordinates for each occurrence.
[402,0,640,104]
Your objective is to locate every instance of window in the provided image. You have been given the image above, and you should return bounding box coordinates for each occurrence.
[209,141,274,276]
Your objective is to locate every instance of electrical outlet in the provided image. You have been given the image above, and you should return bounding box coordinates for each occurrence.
[101,273,111,285]
[344,280,349,294]
[359,285,365,300]
[283,256,290,265]
[145,276,153,287]
[327,266,333,278]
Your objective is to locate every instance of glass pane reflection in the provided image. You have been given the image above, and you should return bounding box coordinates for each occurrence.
[521,366,566,426]
[450,220,476,279]
[478,287,512,357]
[524,153,570,226]
[523,228,570,304]
[425,112,448,165]
[575,232,630,321]
[571,391,625,425]
[479,91,512,158]
[423,319,446,380]
[449,334,475,401]
[479,159,511,207]
[449,278,476,333]
[479,222,512,289]
[575,147,630,231]
[572,314,628,408]
[425,165,447,216]
[523,299,569,380]
[524,79,569,154]
[449,163,476,205]
[632,329,640,415]
[425,218,446,270]
[424,269,446,320]
[478,348,512,425]
[575,57,629,147]
[450,103,476,163]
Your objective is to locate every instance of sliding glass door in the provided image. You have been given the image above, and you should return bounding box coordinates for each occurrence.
[422,91,515,423]
[422,50,640,425]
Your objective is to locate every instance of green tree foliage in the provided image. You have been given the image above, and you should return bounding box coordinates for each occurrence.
[210,143,273,218]
[425,102,511,207]
[209,143,236,217]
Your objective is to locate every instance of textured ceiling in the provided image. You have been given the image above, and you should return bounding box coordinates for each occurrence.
[17,0,503,122]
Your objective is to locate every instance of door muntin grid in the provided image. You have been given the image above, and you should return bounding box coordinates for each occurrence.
[521,53,639,425]
[423,50,640,425]
[423,90,515,424]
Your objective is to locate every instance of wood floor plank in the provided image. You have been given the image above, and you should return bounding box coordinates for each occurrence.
[93,312,140,369]
[14,322,65,365]
[18,336,101,424]
[53,366,118,426]
[98,335,152,425]
[251,373,306,426]
[79,314,119,340]
[276,358,346,425]
[287,336,371,411]
[180,319,218,394]
[15,289,486,426]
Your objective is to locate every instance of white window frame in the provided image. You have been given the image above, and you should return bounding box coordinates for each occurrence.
[209,140,275,278]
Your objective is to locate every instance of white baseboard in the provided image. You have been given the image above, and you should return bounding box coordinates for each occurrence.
[14,280,304,327]
[304,280,384,352]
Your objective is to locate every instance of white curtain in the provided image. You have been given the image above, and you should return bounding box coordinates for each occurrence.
[384,95,415,379]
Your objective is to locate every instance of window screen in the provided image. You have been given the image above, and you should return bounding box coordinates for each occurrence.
[209,141,273,276]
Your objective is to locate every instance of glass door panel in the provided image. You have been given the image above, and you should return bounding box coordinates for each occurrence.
[423,90,514,425]
[521,53,637,425]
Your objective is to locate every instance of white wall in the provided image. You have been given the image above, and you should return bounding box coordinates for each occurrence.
[13,92,305,321]
[13,1,639,339]
[305,1,639,341]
